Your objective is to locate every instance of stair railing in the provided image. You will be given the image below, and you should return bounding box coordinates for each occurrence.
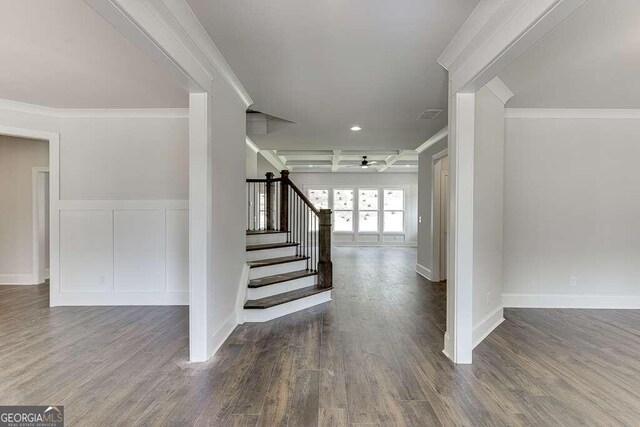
[246,170,332,289]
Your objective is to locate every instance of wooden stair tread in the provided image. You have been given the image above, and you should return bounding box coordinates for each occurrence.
[248,270,317,288]
[247,255,309,268]
[244,286,332,309]
[246,242,298,251]
[246,230,288,235]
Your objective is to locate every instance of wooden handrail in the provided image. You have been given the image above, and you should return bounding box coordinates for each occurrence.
[246,178,283,183]
[287,179,321,216]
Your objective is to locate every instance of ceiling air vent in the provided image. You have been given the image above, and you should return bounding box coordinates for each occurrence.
[417,109,444,120]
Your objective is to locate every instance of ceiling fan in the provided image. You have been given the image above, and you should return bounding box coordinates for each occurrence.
[344,156,380,169]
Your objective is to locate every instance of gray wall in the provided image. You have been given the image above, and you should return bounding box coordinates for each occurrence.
[211,81,249,335]
[472,86,505,327]
[503,116,640,301]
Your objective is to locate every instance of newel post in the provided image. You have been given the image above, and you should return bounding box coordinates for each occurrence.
[280,170,289,232]
[265,172,275,230]
[318,208,333,289]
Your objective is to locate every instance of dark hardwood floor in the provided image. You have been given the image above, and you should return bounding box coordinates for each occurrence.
[1,247,639,426]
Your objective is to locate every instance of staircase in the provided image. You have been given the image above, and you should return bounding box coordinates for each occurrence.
[241,171,333,322]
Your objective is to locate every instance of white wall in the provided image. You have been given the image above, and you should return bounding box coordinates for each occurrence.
[417,138,448,277]
[0,135,49,284]
[472,87,505,346]
[503,116,640,308]
[246,145,258,179]
[209,81,248,353]
[291,172,418,246]
[257,152,279,177]
[0,107,189,305]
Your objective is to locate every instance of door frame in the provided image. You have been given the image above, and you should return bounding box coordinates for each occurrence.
[32,167,50,284]
[431,149,448,282]
[0,125,59,305]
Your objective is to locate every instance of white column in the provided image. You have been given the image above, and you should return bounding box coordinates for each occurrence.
[189,93,213,362]
[445,92,475,364]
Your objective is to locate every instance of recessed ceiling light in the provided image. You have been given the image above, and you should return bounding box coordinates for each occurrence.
[405,165,411,168]
[350,126,362,131]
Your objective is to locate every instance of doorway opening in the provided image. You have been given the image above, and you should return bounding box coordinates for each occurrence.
[33,168,50,284]
[0,129,56,306]
[432,150,448,282]
[0,134,49,285]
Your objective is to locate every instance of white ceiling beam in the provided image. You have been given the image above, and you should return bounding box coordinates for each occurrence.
[85,0,253,107]
[439,0,588,94]
[245,136,260,153]
[259,149,287,172]
[332,150,342,172]
[341,150,400,156]
[377,150,413,172]
[276,150,333,156]
[286,160,332,166]
[415,127,448,153]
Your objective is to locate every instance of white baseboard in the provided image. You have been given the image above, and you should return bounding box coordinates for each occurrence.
[416,263,438,282]
[503,293,640,309]
[45,268,50,280]
[54,291,188,306]
[235,264,250,325]
[442,332,453,360]
[209,311,238,359]
[473,305,504,348]
[0,274,39,285]
[334,242,418,247]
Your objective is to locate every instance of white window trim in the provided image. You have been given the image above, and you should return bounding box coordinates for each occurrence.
[303,184,411,245]
[382,188,406,234]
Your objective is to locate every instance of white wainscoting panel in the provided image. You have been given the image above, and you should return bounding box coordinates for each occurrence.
[60,210,113,292]
[114,210,164,292]
[56,200,188,306]
[166,209,189,292]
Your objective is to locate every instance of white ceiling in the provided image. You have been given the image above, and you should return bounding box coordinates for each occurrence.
[0,0,187,109]
[501,0,640,109]
[187,0,479,150]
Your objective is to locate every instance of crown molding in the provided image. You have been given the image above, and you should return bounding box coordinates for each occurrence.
[415,127,448,153]
[0,98,189,119]
[85,0,253,108]
[485,77,514,105]
[438,0,587,94]
[505,108,640,119]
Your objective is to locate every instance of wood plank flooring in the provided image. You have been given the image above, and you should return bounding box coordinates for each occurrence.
[1,247,639,426]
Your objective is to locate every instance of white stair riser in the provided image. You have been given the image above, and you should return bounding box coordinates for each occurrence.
[246,246,298,261]
[246,233,288,245]
[243,291,332,322]
[247,275,316,300]
[249,260,308,280]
